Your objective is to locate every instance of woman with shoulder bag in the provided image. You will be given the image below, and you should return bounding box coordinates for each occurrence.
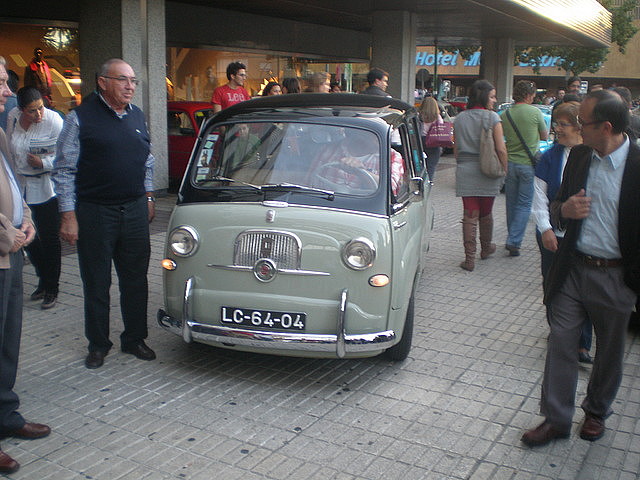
[452,80,508,271]
[418,96,444,181]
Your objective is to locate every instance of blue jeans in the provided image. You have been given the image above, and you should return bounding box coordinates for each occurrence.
[505,162,534,248]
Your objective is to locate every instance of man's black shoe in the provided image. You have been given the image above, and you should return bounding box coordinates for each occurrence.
[121,341,156,361]
[85,351,106,369]
[30,287,45,301]
[41,293,57,310]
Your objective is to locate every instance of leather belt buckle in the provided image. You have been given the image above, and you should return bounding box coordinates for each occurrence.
[576,252,622,268]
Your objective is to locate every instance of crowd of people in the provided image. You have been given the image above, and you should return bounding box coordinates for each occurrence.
[1,50,639,472]
[450,76,640,450]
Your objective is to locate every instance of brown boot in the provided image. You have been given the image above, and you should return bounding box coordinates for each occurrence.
[479,214,496,259]
[460,212,478,271]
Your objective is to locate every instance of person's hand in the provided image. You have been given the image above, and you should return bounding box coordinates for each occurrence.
[561,188,591,219]
[541,229,558,252]
[21,222,36,245]
[9,229,26,253]
[26,153,43,169]
[148,201,155,223]
[59,211,79,246]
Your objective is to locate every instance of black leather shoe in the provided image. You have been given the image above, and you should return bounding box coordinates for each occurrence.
[30,287,45,301]
[121,341,156,361]
[580,413,605,441]
[521,421,570,447]
[0,451,19,474]
[85,351,106,369]
[41,293,57,310]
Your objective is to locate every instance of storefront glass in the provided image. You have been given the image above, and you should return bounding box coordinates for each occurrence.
[166,47,369,101]
[1,22,80,114]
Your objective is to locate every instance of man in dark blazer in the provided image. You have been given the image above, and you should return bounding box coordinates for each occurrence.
[522,89,640,447]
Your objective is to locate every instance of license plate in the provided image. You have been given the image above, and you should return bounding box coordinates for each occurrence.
[221,306,306,330]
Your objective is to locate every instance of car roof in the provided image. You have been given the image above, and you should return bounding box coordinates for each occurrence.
[213,93,416,123]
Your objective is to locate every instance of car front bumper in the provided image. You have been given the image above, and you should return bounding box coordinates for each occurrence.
[157,277,396,358]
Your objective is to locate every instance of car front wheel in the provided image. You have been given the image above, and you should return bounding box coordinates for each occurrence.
[385,291,414,361]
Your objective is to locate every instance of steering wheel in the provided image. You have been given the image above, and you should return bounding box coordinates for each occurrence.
[310,161,379,192]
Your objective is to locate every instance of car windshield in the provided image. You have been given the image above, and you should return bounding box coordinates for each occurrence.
[193,122,382,197]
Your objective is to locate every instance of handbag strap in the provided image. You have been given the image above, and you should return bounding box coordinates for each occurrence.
[505,109,537,164]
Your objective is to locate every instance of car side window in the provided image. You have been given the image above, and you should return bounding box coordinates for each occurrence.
[168,111,195,136]
[407,118,426,177]
[391,126,411,202]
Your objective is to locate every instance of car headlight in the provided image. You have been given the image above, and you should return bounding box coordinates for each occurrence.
[342,237,375,270]
[168,226,199,257]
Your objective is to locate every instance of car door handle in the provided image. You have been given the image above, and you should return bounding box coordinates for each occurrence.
[393,221,407,230]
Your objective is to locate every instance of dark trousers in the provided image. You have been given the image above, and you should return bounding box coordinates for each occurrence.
[25,197,61,295]
[542,262,635,430]
[76,196,150,353]
[0,252,26,432]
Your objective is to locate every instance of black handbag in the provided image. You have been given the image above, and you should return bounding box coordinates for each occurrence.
[505,109,541,166]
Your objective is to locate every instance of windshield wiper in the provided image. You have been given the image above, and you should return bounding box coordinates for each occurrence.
[208,175,262,191]
[261,183,335,200]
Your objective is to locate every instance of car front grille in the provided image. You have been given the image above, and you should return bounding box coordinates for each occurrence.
[234,230,301,270]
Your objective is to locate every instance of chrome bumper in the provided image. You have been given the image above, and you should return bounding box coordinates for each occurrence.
[157,276,396,358]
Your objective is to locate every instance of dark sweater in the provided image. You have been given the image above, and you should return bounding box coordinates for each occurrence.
[75,92,150,204]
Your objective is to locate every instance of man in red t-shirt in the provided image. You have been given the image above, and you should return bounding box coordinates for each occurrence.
[211,62,250,113]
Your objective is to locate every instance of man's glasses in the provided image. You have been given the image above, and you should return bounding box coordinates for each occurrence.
[102,75,140,86]
[235,73,247,78]
[577,116,603,128]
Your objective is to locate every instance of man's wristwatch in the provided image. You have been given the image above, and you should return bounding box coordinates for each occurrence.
[147,196,156,203]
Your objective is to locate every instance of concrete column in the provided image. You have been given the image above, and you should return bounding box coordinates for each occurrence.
[371,10,417,104]
[79,0,168,192]
[481,38,515,104]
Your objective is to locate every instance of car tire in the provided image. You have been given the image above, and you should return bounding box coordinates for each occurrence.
[385,291,414,361]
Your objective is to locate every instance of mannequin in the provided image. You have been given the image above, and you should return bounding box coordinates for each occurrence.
[23,48,52,103]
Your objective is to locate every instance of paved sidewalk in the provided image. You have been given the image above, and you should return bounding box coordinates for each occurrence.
[5,156,640,479]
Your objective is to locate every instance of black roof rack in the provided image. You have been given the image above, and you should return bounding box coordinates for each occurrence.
[212,93,414,122]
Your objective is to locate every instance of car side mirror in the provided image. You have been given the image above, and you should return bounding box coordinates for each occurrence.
[409,176,424,201]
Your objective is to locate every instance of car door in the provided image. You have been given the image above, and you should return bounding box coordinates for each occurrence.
[389,118,429,313]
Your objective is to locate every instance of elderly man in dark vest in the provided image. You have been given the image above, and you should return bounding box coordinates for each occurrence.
[522,89,640,447]
[53,58,156,369]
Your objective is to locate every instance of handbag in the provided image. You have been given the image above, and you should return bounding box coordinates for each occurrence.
[479,112,506,178]
[505,109,541,166]
[424,121,454,148]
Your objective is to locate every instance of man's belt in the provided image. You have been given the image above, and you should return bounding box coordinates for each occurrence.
[574,251,623,268]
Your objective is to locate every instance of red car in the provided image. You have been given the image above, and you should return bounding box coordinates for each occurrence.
[168,101,215,186]
[448,96,468,112]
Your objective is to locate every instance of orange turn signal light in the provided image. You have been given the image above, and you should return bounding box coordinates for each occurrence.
[368,274,389,287]
[161,258,177,271]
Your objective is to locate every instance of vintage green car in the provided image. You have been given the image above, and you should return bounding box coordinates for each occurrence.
[158,93,433,360]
